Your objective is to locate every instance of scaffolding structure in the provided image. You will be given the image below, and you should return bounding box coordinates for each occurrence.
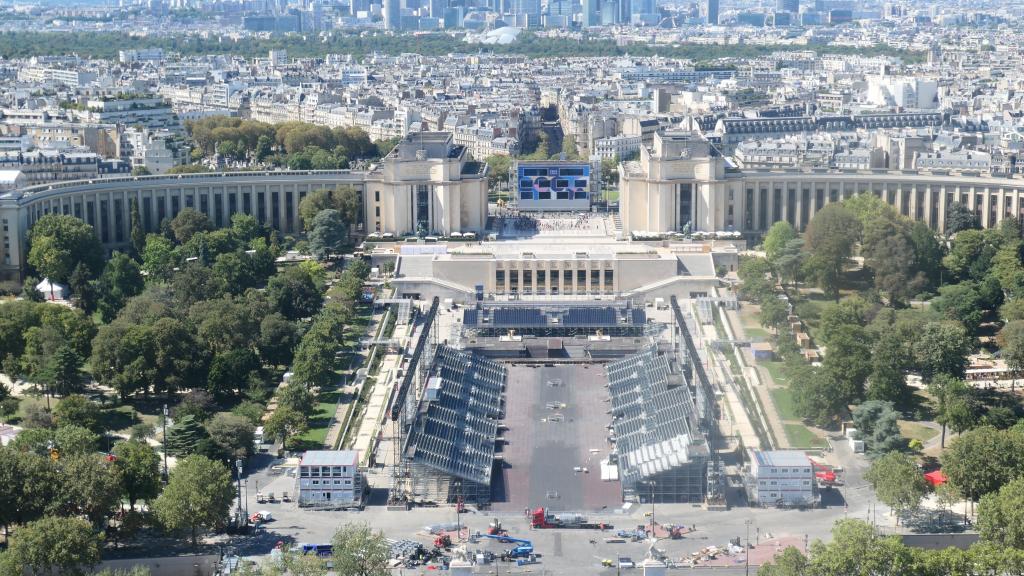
[376,298,414,325]
[402,344,507,505]
[671,296,717,431]
[607,345,710,504]
[388,298,440,506]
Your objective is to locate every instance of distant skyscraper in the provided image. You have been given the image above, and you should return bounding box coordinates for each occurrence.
[630,0,654,20]
[702,0,718,24]
[511,0,541,26]
[548,0,572,17]
[443,5,464,27]
[600,0,617,24]
[383,0,401,28]
[617,0,630,24]
[351,0,370,15]
[776,0,798,12]
[581,0,599,26]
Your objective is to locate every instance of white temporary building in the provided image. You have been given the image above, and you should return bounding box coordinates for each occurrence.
[35,278,69,301]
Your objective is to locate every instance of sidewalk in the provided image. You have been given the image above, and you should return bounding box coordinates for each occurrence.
[722,304,791,450]
[323,306,385,449]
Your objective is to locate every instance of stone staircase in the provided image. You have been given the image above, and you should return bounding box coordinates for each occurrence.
[611,212,623,234]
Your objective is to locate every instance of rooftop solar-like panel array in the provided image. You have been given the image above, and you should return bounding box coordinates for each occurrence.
[607,346,702,483]
[408,344,507,485]
[563,307,617,326]
[492,308,547,327]
[462,305,647,328]
[630,308,647,325]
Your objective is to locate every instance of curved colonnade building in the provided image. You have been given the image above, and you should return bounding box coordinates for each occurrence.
[619,129,1024,237]
[3,128,1024,282]
[0,132,487,281]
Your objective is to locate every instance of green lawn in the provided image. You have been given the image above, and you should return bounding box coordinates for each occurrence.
[743,325,770,341]
[899,421,939,443]
[103,404,144,435]
[783,423,827,448]
[760,360,791,386]
[295,390,342,449]
[769,386,798,421]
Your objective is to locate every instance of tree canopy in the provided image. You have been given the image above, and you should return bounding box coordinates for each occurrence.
[941,425,1024,503]
[26,214,104,284]
[803,204,861,299]
[0,516,102,576]
[153,454,235,546]
[865,451,928,522]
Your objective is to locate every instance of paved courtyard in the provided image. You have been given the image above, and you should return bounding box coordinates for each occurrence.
[225,431,884,575]
[494,363,621,512]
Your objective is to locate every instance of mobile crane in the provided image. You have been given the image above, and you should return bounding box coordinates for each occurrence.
[480,534,534,558]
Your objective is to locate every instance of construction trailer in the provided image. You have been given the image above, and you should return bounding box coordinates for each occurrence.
[746,449,819,508]
[607,345,710,504]
[401,344,507,505]
[296,450,364,509]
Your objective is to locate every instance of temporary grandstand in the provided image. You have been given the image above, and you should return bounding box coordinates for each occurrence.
[462,300,648,337]
[402,344,507,505]
[607,345,710,503]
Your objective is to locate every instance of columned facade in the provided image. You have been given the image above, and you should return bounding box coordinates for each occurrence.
[0,133,489,281]
[620,130,1024,237]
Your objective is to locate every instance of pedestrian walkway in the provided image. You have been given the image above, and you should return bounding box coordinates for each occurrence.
[723,304,791,449]
[349,352,401,463]
[323,307,385,449]
[688,305,761,450]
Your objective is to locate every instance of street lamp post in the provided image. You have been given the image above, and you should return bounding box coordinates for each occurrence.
[235,459,244,526]
[454,480,463,541]
[161,404,169,483]
[745,519,752,576]
[649,481,656,539]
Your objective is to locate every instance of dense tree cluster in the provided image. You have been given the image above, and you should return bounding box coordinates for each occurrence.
[759,295,966,428]
[0,300,95,397]
[92,234,309,400]
[758,518,1024,576]
[0,140,386,572]
[185,117,381,170]
[264,259,370,450]
[0,438,234,571]
[743,195,1024,431]
[0,30,926,64]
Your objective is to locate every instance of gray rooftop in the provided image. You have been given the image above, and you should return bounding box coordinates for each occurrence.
[300,450,359,467]
[752,450,811,468]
